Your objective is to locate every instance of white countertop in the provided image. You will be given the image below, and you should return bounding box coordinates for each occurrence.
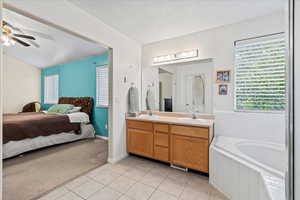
[126,114,214,128]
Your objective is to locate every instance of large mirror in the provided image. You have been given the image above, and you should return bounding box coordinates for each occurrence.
[142,59,213,114]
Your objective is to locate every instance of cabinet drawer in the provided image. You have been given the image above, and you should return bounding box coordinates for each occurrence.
[127,120,153,131]
[154,123,169,133]
[154,132,169,147]
[170,125,208,139]
[154,146,169,162]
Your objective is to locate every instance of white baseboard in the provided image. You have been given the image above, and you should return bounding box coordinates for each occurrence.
[94,135,128,164]
[107,153,129,164]
[95,135,108,140]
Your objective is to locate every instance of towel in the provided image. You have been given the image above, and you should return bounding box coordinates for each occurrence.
[146,88,155,110]
[128,86,139,113]
[193,75,205,105]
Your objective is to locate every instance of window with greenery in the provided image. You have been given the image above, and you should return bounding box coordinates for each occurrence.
[234,33,286,111]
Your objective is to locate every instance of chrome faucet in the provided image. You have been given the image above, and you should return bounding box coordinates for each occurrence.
[192,112,197,119]
[186,104,198,119]
[149,110,153,116]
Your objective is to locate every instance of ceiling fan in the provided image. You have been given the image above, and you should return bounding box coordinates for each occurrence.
[2,20,40,47]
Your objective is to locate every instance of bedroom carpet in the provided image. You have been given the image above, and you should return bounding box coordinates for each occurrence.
[3,138,108,200]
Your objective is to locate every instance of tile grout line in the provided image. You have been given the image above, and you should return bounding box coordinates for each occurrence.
[52,189,71,200]
[107,173,139,195]
[42,156,217,200]
[69,177,106,200]
[177,180,189,200]
[67,189,85,200]
[142,167,167,200]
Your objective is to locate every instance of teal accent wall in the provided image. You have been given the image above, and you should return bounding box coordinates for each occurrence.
[41,53,109,137]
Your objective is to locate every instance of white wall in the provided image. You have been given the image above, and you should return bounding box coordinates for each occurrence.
[5,0,142,163]
[215,111,285,144]
[142,11,285,112]
[141,11,286,145]
[3,55,41,113]
[294,0,300,198]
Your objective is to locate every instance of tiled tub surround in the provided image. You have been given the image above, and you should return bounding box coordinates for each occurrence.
[39,156,228,200]
[210,136,286,200]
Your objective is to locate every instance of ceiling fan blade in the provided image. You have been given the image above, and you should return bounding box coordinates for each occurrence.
[13,34,36,40]
[27,40,40,48]
[21,29,54,40]
[12,37,30,47]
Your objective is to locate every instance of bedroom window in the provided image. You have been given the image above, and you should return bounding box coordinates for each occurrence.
[44,74,59,104]
[96,65,109,107]
[234,33,286,112]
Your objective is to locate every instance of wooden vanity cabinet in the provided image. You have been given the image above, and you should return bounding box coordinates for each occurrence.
[170,125,209,173]
[127,120,154,158]
[127,119,211,173]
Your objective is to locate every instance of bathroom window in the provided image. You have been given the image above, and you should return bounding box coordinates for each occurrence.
[234,33,286,111]
[44,74,59,104]
[96,65,109,107]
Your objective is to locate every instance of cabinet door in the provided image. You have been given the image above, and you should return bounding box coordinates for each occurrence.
[128,128,153,158]
[171,134,208,173]
[154,146,169,162]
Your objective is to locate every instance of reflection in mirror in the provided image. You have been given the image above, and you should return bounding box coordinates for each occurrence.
[159,67,173,112]
[186,74,205,114]
[143,59,213,114]
[146,87,155,111]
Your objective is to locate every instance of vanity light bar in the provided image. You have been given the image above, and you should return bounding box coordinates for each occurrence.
[153,49,199,64]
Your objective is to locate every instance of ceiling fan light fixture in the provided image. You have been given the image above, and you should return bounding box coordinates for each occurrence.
[1,34,16,46]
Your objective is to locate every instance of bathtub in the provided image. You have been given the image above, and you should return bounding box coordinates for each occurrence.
[210,136,287,200]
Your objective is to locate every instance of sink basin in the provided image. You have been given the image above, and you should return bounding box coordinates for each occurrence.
[177,118,208,123]
[138,114,159,119]
[135,115,211,125]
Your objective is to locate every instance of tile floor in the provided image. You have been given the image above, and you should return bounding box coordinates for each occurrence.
[39,156,229,200]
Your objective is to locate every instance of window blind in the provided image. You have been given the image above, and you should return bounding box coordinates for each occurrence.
[234,33,286,111]
[44,74,59,104]
[96,66,109,107]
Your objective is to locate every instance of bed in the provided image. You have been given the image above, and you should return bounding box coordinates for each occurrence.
[3,97,95,159]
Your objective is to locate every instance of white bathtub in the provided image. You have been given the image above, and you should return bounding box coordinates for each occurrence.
[210,136,287,200]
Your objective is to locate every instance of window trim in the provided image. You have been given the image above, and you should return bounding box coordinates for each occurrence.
[44,74,59,105]
[233,33,286,113]
[96,65,109,108]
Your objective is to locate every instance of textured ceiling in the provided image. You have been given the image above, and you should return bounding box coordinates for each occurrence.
[69,0,285,44]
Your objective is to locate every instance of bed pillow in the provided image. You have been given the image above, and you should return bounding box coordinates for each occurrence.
[68,106,82,113]
[48,104,74,114]
[34,102,41,112]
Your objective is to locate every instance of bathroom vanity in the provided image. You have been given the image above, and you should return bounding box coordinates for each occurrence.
[126,113,214,173]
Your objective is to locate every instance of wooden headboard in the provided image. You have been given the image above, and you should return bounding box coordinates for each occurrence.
[58,97,93,119]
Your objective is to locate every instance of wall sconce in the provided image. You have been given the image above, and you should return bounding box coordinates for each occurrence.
[153,49,198,65]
